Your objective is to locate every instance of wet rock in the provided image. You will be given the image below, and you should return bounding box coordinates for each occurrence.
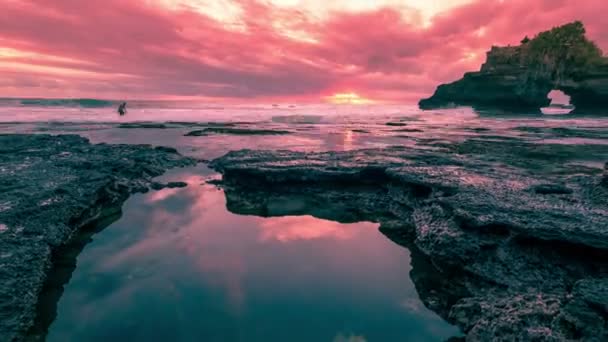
[184,127,291,136]
[167,181,187,188]
[154,146,179,154]
[433,138,608,174]
[514,126,545,134]
[530,184,573,195]
[150,182,166,190]
[516,126,608,140]
[166,121,237,127]
[0,134,195,340]
[118,123,168,129]
[550,278,608,340]
[550,127,608,140]
[393,128,424,133]
[206,179,223,186]
[449,292,565,341]
[420,22,608,114]
[471,128,491,132]
[209,141,608,340]
[149,181,188,190]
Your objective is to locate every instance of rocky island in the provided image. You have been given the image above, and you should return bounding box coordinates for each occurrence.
[210,138,608,340]
[419,21,608,113]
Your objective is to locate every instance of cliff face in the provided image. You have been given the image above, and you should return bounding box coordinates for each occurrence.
[420,22,608,113]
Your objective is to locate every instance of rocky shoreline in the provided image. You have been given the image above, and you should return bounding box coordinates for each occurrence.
[0,134,195,341]
[210,139,608,340]
[1,132,606,341]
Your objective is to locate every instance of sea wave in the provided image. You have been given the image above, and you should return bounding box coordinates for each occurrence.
[272,115,323,124]
[18,98,116,108]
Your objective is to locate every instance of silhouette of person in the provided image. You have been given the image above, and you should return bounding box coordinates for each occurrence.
[118,102,127,116]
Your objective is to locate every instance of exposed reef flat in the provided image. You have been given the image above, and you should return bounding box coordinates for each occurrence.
[184,127,291,136]
[393,128,424,133]
[0,134,195,341]
[118,122,171,129]
[420,22,608,114]
[514,126,608,140]
[210,139,608,340]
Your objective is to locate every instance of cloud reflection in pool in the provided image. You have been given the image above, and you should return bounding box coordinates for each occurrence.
[47,167,459,342]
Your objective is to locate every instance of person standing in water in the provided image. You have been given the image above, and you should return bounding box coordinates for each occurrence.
[118,102,127,116]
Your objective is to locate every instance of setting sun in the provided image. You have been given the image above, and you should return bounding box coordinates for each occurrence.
[325,92,374,105]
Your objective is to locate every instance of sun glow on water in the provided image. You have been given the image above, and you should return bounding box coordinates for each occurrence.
[326,92,374,105]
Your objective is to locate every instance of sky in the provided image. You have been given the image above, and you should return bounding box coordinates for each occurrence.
[1,0,606,103]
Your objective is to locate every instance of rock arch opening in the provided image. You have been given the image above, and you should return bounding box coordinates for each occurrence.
[541,90,574,114]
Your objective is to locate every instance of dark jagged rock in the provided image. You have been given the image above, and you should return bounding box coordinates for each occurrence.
[530,183,573,195]
[118,123,168,129]
[210,141,608,340]
[154,146,179,154]
[184,127,291,136]
[420,22,608,114]
[0,134,195,341]
[149,181,188,190]
[470,128,491,132]
[167,181,188,188]
[150,182,166,190]
[515,126,608,140]
[394,128,424,133]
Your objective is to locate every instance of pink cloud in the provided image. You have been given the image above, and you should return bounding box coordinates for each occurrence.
[257,215,359,242]
[0,0,606,102]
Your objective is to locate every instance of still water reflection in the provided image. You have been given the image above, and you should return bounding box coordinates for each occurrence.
[47,166,459,341]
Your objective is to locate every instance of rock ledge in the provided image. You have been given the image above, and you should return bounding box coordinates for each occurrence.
[0,134,195,341]
[210,144,608,340]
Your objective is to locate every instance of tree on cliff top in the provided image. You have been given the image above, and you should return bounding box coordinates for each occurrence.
[524,21,604,83]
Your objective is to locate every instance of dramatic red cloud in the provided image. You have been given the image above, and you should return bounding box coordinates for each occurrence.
[0,0,606,103]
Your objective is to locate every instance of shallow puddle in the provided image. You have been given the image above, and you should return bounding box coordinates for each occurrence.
[44,166,459,341]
